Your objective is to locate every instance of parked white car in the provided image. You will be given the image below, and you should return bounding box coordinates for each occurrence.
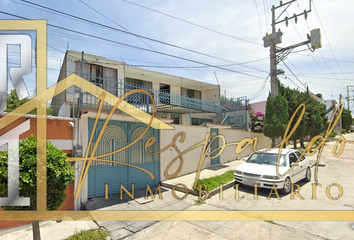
[234,148,311,194]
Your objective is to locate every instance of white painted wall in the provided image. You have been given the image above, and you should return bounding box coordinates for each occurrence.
[251,132,272,150]
[170,85,181,106]
[160,124,210,181]
[218,128,253,164]
[202,88,220,103]
[180,114,191,125]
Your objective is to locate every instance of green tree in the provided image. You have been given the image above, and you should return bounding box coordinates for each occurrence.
[0,135,75,239]
[304,94,328,143]
[264,94,289,147]
[4,89,54,115]
[342,108,353,132]
[280,85,308,149]
[278,85,328,149]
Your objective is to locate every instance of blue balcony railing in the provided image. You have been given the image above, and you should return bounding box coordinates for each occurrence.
[70,73,230,125]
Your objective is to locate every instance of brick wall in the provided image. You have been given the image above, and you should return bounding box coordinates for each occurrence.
[0,115,74,230]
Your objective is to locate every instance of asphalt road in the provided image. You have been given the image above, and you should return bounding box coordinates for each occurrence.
[126,133,354,240]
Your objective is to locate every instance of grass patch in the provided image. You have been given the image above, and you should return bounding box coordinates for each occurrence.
[194,199,206,206]
[194,170,234,193]
[66,228,109,240]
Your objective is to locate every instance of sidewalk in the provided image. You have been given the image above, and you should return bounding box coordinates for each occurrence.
[0,159,242,240]
[0,220,98,240]
[161,159,242,195]
[0,149,322,240]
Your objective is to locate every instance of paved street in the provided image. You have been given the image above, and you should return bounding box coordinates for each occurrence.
[123,133,354,240]
[80,133,354,240]
[2,133,353,239]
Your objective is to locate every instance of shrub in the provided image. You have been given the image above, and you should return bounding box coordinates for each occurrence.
[328,132,338,138]
[0,135,75,210]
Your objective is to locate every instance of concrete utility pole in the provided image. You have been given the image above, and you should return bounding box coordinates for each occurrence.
[339,94,342,132]
[263,0,321,98]
[270,6,278,97]
[346,85,354,111]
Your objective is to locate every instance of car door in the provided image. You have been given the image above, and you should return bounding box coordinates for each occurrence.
[288,153,302,183]
[294,150,308,179]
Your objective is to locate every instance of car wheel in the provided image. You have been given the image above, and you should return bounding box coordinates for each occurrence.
[282,177,291,194]
[305,167,311,182]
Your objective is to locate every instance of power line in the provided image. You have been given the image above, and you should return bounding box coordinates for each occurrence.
[128,57,269,69]
[281,60,307,90]
[120,0,262,46]
[281,5,344,92]
[312,0,347,82]
[294,0,345,88]
[286,59,324,93]
[262,0,270,33]
[280,9,324,93]
[14,0,268,74]
[0,10,267,80]
[296,52,354,64]
[255,0,266,46]
[292,1,346,89]
[300,75,353,81]
[249,74,270,100]
[76,0,205,82]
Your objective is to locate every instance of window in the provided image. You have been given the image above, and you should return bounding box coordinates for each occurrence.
[294,151,305,162]
[191,118,213,126]
[181,88,201,99]
[125,78,153,104]
[289,153,298,165]
[90,65,103,87]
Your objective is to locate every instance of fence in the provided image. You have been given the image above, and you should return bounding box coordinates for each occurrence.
[69,73,244,127]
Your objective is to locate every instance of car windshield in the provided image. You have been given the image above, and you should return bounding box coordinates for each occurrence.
[246,153,286,166]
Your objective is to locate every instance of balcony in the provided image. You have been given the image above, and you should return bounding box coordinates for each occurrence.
[65,73,231,126]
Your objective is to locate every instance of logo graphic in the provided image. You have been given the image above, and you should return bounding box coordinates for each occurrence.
[0,33,32,207]
[0,20,353,222]
[0,34,31,112]
[0,120,30,206]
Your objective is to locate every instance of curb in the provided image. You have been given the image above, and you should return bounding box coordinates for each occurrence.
[161,180,236,199]
[207,180,235,198]
[160,182,198,196]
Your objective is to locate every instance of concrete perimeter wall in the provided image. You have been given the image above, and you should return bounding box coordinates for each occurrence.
[251,132,272,151]
[218,128,254,163]
[160,125,272,181]
[160,124,210,181]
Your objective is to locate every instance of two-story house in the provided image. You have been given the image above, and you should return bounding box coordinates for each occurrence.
[51,50,248,205]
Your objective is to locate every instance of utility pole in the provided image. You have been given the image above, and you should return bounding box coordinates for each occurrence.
[270,5,278,97]
[263,0,321,98]
[346,85,354,111]
[339,94,342,132]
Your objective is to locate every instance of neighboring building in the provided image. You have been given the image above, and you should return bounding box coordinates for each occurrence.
[249,100,266,115]
[324,99,341,131]
[324,99,337,120]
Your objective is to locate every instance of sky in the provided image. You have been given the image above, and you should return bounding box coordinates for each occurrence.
[0,0,353,112]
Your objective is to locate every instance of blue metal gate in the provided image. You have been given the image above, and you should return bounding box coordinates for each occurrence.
[210,128,220,165]
[87,119,160,198]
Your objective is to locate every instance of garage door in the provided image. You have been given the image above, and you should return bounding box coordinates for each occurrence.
[87,119,160,198]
